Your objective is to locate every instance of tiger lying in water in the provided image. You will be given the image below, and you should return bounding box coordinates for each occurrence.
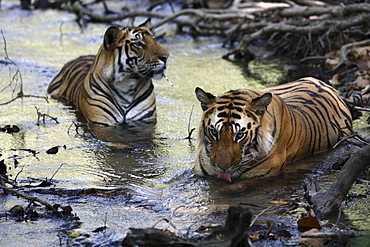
[47,19,169,126]
[194,77,356,182]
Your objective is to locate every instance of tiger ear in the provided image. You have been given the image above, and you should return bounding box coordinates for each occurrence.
[195,87,216,111]
[251,93,272,115]
[138,18,151,30]
[104,26,121,51]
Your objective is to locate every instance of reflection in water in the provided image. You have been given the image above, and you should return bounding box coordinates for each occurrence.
[87,120,157,143]
[0,5,368,246]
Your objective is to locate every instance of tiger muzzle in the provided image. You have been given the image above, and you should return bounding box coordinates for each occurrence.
[210,139,242,182]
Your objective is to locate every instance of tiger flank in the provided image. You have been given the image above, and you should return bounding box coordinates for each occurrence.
[47,19,169,126]
[194,77,356,182]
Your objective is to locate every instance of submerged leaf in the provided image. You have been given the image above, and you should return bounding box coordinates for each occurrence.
[93,226,107,233]
[9,205,24,217]
[61,205,73,215]
[38,180,53,187]
[46,146,59,154]
[1,125,20,133]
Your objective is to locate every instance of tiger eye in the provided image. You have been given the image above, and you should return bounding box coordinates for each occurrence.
[208,128,218,140]
[235,132,246,142]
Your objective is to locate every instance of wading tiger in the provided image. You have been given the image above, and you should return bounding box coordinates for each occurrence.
[194,77,356,182]
[47,19,169,126]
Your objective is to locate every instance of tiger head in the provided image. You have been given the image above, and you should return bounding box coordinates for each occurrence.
[98,18,169,81]
[195,87,274,182]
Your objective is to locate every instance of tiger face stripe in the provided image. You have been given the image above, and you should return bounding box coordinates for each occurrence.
[47,19,169,126]
[194,77,355,182]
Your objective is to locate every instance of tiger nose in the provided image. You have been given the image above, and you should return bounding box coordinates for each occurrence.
[158,53,169,63]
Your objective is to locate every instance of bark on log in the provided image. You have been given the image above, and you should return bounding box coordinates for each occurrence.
[304,144,370,219]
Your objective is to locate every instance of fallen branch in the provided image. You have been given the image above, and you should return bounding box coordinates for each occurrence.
[185,105,195,140]
[0,93,48,106]
[0,184,63,217]
[224,13,370,59]
[304,144,370,219]
[330,39,370,72]
[35,106,59,125]
[65,2,370,61]
[279,3,370,17]
[300,231,362,239]
[0,30,49,105]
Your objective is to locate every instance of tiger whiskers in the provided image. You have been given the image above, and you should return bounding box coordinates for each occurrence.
[163,74,173,86]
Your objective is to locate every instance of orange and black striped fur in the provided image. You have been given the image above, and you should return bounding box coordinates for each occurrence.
[194,77,355,182]
[47,19,169,126]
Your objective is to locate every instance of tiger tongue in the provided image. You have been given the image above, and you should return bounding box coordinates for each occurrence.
[218,172,232,182]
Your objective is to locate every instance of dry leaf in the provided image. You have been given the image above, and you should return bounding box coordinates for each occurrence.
[9,205,24,217]
[297,216,321,232]
[1,125,20,133]
[268,200,289,205]
[299,228,324,247]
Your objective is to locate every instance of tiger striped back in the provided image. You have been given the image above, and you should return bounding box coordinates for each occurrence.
[47,19,169,126]
[194,77,355,182]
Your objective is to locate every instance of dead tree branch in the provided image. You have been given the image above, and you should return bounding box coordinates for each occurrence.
[304,144,370,219]
[224,12,370,59]
[330,39,370,72]
[0,184,63,217]
[69,2,370,60]
[0,30,49,105]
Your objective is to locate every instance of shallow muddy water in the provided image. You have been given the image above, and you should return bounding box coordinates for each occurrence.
[0,2,369,246]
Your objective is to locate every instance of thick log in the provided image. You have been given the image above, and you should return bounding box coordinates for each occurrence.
[304,144,370,219]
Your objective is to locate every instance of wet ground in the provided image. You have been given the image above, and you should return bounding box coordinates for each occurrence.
[0,1,369,246]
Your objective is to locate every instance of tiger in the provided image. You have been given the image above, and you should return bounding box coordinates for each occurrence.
[47,19,169,126]
[194,77,356,182]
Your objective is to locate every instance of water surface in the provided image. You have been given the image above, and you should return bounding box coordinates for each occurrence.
[0,3,368,246]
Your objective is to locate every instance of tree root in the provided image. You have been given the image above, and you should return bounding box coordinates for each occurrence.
[65,1,370,61]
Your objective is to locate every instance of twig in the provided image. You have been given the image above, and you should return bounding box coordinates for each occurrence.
[0,30,49,105]
[354,106,370,112]
[332,120,369,148]
[1,30,23,94]
[35,106,59,125]
[49,163,66,181]
[152,217,177,230]
[186,105,196,140]
[67,121,97,139]
[300,230,362,238]
[250,206,272,227]
[13,164,28,184]
[333,133,369,148]
[0,94,49,106]
[330,38,370,72]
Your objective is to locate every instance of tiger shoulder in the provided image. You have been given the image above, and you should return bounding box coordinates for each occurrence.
[194,77,357,182]
[47,19,169,126]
